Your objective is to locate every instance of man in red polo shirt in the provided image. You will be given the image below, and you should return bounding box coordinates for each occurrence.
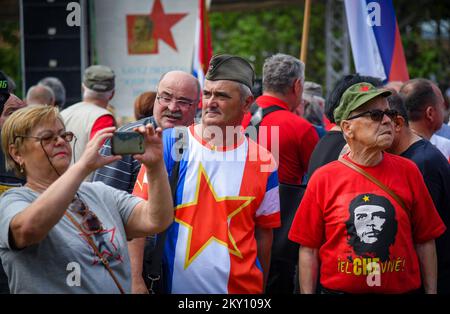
[242,53,319,293]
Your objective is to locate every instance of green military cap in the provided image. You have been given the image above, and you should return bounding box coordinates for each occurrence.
[334,82,392,123]
[205,54,255,89]
[83,65,115,92]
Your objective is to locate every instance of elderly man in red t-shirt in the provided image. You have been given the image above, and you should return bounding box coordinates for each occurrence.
[289,82,446,294]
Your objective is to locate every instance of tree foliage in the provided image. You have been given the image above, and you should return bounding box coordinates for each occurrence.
[209,3,327,85]
[209,1,450,91]
[0,21,21,97]
[0,1,449,98]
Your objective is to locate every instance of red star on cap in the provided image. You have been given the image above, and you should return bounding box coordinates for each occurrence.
[175,164,255,269]
[360,85,370,92]
[149,0,187,52]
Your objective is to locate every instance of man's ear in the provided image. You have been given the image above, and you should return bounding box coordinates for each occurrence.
[243,95,254,113]
[341,120,353,139]
[110,90,115,100]
[392,115,405,132]
[294,79,303,97]
[425,106,434,122]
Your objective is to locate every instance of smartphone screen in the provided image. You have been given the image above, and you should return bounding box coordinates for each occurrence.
[111,132,144,155]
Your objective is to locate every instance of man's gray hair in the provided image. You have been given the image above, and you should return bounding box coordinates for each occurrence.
[38,77,66,108]
[83,84,114,101]
[262,53,305,94]
[238,82,253,102]
[26,85,55,106]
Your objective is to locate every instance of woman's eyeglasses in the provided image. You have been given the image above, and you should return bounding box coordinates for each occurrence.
[68,196,104,235]
[15,131,75,146]
[346,109,399,122]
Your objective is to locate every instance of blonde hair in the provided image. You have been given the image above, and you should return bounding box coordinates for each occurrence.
[1,105,64,175]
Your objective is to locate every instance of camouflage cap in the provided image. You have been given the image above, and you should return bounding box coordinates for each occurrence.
[83,65,115,92]
[334,82,392,123]
[205,54,255,89]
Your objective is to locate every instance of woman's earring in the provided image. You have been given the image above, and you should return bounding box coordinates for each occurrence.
[19,164,24,173]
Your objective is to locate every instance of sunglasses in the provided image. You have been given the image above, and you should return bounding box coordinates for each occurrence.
[68,196,104,235]
[346,109,399,122]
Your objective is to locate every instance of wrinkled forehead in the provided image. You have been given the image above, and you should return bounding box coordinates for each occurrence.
[354,204,386,215]
[204,79,240,93]
[29,116,65,135]
[158,74,198,99]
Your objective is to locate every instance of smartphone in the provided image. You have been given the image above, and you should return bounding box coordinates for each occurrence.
[111,132,144,155]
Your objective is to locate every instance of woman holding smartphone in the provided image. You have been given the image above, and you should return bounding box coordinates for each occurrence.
[0,105,173,293]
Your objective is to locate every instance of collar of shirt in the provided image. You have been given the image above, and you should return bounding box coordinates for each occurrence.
[256,95,290,111]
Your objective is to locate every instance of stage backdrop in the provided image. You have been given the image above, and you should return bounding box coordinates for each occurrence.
[93,0,197,118]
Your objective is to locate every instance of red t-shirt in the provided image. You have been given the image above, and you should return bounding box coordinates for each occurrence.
[242,95,319,185]
[90,114,115,140]
[289,152,446,293]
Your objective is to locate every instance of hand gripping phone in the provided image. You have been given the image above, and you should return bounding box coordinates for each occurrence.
[111,131,144,155]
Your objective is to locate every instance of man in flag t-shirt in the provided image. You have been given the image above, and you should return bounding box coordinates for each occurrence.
[289,82,446,294]
[133,54,280,294]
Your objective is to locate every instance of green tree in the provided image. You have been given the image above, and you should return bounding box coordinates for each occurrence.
[0,21,21,97]
[209,1,450,91]
[209,3,326,86]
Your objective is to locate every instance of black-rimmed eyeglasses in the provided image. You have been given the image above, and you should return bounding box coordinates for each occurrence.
[346,109,399,122]
[156,94,195,108]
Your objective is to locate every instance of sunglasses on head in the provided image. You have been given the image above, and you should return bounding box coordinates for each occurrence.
[346,109,399,122]
[68,196,104,234]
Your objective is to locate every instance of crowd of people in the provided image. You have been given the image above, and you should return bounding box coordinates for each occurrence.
[0,51,449,294]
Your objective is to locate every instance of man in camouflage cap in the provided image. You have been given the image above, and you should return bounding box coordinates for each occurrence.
[61,65,116,176]
[289,82,444,294]
[333,82,392,123]
[136,54,280,294]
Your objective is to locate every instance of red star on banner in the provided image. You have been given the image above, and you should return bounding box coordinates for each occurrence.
[175,164,255,269]
[149,0,187,52]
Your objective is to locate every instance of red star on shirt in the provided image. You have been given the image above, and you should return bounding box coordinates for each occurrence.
[149,0,187,52]
[175,164,255,269]
[79,227,123,265]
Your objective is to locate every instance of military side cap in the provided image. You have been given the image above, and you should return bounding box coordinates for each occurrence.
[205,54,255,89]
[83,65,115,92]
[334,82,392,123]
[0,70,10,95]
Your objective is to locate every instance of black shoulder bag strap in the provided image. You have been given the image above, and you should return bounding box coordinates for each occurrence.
[146,134,184,294]
[246,103,286,140]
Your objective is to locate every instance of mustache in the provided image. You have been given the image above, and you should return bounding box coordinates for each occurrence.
[162,110,183,119]
[205,108,221,114]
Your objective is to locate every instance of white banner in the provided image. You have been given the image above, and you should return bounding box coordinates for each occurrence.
[94,0,198,118]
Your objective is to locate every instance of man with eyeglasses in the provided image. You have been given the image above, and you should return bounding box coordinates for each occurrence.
[289,82,445,294]
[133,54,280,294]
[92,70,199,293]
